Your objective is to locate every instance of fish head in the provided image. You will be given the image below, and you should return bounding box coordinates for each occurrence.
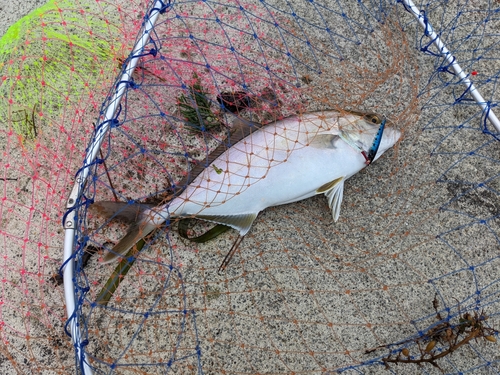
[337,112,401,162]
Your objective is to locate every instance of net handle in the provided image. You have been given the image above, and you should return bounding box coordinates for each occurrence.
[61,2,170,374]
[401,0,500,133]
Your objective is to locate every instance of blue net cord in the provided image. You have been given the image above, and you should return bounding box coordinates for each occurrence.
[63,0,500,374]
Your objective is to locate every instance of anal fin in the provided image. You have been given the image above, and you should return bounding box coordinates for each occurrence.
[189,213,258,236]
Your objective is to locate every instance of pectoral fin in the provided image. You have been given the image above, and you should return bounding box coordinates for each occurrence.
[191,213,258,236]
[309,134,340,149]
[318,177,345,222]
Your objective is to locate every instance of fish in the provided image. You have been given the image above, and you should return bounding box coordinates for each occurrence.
[91,110,401,268]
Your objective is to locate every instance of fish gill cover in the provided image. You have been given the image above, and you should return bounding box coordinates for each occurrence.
[0,0,499,374]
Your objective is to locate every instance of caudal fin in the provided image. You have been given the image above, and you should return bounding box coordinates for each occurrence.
[102,221,158,263]
[91,201,158,263]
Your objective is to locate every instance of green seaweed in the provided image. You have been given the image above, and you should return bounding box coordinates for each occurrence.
[0,0,121,141]
[178,74,222,132]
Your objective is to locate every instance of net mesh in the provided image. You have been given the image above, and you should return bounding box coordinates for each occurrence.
[1,0,499,374]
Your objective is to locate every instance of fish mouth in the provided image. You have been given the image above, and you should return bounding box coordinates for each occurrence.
[384,126,402,145]
[341,109,401,162]
[374,125,401,162]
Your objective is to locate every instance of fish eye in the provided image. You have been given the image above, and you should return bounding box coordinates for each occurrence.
[365,114,381,124]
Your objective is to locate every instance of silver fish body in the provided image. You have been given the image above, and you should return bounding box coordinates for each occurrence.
[94,110,401,262]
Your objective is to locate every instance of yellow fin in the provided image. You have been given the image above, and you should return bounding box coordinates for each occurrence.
[316,177,344,194]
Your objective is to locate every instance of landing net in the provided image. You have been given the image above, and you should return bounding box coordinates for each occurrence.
[0,0,499,374]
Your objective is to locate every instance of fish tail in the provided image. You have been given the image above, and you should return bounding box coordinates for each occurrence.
[102,221,158,263]
[91,201,166,263]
